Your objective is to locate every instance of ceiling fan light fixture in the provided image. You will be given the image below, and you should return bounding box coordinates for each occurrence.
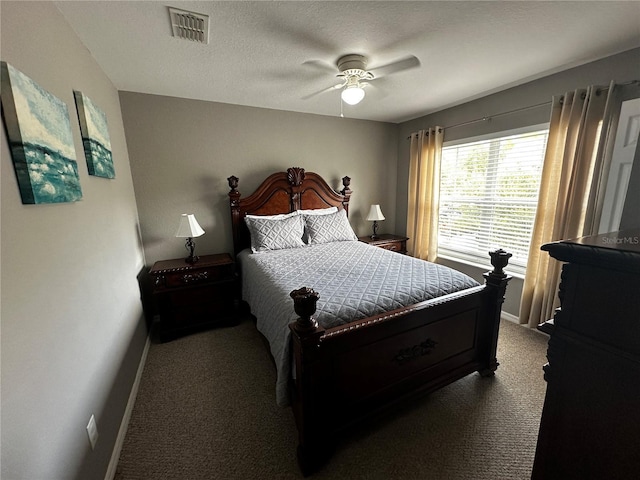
[341,85,365,105]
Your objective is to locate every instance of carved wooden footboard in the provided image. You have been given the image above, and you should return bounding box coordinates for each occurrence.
[289,250,511,474]
[227,167,511,474]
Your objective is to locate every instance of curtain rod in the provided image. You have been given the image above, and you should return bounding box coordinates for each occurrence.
[444,100,552,130]
[407,79,640,139]
[407,100,551,139]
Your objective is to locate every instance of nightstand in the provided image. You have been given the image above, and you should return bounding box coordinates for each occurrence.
[358,234,409,254]
[149,253,239,342]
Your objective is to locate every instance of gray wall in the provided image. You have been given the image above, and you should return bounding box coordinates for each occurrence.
[119,92,399,265]
[1,3,147,479]
[397,47,640,317]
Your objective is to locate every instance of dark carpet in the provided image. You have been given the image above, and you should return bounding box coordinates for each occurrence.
[114,317,548,479]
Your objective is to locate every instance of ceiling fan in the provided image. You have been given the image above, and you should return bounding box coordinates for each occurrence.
[304,53,420,105]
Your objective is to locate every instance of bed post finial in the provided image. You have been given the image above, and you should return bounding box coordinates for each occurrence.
[489,249,512,277]
[227,175,240,202]
[340,176,352,212]
[290,287,320,332]
[289,287,325,353]
[287,167,306,187]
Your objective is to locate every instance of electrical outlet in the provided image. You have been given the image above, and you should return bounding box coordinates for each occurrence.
[86,414,98,450]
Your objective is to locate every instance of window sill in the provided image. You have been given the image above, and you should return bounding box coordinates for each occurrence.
[437,252,526,280]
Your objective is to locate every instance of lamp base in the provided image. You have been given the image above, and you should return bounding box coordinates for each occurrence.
[184,237,199,264]
[370,220,380,240]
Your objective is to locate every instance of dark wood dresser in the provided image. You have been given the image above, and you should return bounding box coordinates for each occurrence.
[532,229,640,480]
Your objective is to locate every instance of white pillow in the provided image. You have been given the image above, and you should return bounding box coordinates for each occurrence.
[297,206,337,216]
[245,211,298,220]
[304,209,358,245]
[244,214,305,253]
[246,208,335,220]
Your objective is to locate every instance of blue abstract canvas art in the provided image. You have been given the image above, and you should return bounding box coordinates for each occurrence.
[74,91,114,179]
[0,62,82,204]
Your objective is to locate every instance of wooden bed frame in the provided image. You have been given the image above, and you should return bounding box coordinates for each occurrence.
[228,167,512,474]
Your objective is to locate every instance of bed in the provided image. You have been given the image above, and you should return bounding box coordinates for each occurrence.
[227,167,512,474]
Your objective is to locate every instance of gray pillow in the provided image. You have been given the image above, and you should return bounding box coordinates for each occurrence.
[299,206,337,242]
[244,214,305,253]
[304,209,358,245]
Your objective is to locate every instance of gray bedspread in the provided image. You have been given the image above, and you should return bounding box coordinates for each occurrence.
[237,240,480,406]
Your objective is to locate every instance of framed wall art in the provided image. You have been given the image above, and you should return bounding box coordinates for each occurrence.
[0,61,82,204]
[73,91,114,179]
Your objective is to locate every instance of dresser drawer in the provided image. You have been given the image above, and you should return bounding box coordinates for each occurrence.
[559,262,640,355]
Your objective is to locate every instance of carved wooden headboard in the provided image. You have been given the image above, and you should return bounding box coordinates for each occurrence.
[227,167,352,255]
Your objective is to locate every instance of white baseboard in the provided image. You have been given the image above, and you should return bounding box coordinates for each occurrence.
[501,311,520,324]
[104,334,151,480]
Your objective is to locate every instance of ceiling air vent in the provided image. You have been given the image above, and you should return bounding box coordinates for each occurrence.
[169,7,209,44]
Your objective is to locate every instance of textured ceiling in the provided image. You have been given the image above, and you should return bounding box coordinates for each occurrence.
[54,1,640,123]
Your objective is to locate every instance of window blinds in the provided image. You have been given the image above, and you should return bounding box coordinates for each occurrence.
[438,128,549,274]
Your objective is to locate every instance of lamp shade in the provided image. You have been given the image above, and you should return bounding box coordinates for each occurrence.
[341,85,365,105]
[366,204,385,221]
[175,213,205,238]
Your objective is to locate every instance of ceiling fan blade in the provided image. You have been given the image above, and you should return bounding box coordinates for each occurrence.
[302,59,338,74]
[369,55,420,78]
[302,83,343,100]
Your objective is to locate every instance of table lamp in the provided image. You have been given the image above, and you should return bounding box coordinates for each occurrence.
[366,204,385,240]
[175,213,205,263]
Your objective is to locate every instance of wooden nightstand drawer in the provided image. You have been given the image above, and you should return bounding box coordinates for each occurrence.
[358,234,409,255]
[159,262,234,289]
[151,254,235,290]
[379,242,402,252]
[149,253,239,342]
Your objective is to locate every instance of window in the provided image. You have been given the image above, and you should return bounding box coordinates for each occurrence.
[438,125,549,275]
